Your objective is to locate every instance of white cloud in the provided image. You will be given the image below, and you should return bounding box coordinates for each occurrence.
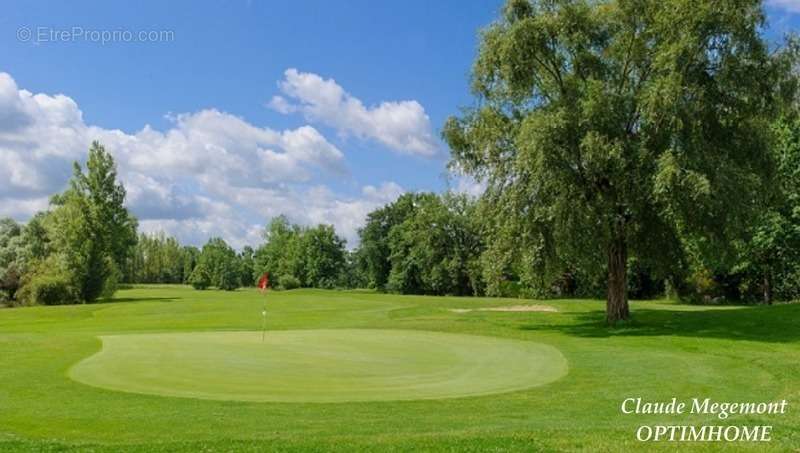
[0,196,50,219]
[0,72,405,249]
[270,68,439,157]
[767,0,800,13]
[0,75,87,197]
[362,181,405,201]
[91,109,347,186]
[452,175,486,198]
[267,95,296,114]
[445,164,486,198]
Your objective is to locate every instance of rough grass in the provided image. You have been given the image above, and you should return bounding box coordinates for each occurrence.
[1,285,798,452]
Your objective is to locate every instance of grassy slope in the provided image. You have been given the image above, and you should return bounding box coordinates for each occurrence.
[0,286,798,452]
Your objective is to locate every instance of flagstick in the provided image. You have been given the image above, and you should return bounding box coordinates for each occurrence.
[261,299,267,342]
[258,272,269,343]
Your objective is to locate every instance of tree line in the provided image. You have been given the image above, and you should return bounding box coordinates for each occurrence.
[1,124,799,310]
[121,218,353,291]
[2,1,799,326]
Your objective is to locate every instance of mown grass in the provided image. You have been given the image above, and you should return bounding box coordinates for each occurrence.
[1,285,798,452]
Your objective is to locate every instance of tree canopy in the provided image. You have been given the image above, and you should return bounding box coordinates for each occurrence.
[444,0,795,323]
[253,217,348,290]
[0,218,25,301]
[2,5,799,314]
[11,142,137,305]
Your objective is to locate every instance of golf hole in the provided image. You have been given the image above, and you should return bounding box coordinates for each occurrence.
[69,329,568,403]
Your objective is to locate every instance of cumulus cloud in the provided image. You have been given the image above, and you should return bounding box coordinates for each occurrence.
[0,195,50,220]
[0,74,87,197]
[0,72,404,248]
[767,0,800,13]
[269,68,439,157]
[92,109,347,186]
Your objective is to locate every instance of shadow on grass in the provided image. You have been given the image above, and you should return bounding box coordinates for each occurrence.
[519,302,800,343]
[98,297,179,304]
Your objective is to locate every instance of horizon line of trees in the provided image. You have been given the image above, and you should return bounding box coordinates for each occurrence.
[2,1,800,321]
[1,116,799,308]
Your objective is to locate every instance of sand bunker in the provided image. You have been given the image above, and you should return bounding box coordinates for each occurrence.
[450,305,557,313]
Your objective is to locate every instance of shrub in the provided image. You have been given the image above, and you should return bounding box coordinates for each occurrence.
[217,261,240,291]
[278,274,300,290]
[317,277,337,290]
[188,265,211,290]
[17,274,78,306]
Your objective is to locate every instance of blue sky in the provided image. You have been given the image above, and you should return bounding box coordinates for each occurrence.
[1,0,798,248]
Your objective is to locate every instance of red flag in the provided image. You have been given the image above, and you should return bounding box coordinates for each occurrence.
[257,272,269,291]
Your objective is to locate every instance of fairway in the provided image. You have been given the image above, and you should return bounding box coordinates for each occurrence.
[2,286,799,451]
[69,329,567,402]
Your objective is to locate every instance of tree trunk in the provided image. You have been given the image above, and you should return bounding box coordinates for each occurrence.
[763,272,772,305]
[606,233,630,325]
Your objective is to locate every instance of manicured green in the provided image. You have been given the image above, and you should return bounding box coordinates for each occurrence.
[1,285,799,452]
[70,330,566,402]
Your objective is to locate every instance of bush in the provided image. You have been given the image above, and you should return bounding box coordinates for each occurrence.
[217,261,240,291]
[317,277,337,290]
[17,274,78,306]
[277,274,300,290]
[188,265,211,290]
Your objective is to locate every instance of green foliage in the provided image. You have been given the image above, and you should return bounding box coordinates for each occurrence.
[356,192,484,296]
[17,274,77,306]
[238,246,256,287]
[277,274,301,290]
[45,188,111,302]
[357,194,420,289]
[33,142,137,303]
[188,264,211,290]
[0,218,25,300]
[341,250,367,289]
[125,233,196,284]
[20,213,50,263]
[385,193,484,296]
[254,216,303,283]
[197,238,240,290]
[182,246,200,283]
[16,256,78,306]
[444,0,793,321]
[733,113,800,302]
[254,217,347,289]
[217,260,240,291]
[71,141,138,271]
[302,224,346,288]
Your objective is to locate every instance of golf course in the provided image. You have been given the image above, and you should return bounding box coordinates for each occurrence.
[1,285,798,451]
[4,0,800,450]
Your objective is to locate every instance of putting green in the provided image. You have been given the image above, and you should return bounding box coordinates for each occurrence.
[69,329,567,402]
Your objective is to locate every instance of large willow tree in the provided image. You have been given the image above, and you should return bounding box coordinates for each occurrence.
[444,0,793,323]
